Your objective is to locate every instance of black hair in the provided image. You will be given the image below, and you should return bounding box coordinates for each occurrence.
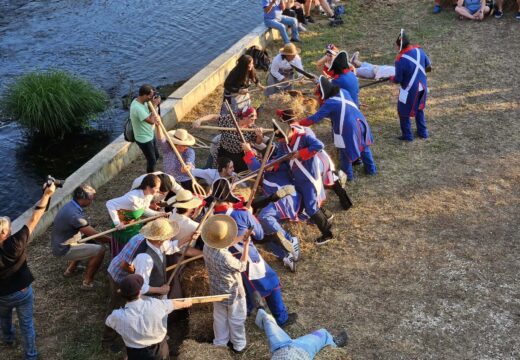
[137,174,160,190]
[122,293,140,302]
[176,207,189,215]
[157,174,173,193]
[224,55,258,92]
[139,84,154,96]
[73,184,96,201]
[217,157,233,173]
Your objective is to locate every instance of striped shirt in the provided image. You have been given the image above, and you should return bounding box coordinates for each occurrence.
[108,234,145,284]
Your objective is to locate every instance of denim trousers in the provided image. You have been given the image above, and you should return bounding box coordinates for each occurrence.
[257,309,336,358]
[264,16,299,44]
[136,136,160,173]
[0,286,37,359]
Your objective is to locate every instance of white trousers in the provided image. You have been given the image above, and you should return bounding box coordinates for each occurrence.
[212,295,247,351]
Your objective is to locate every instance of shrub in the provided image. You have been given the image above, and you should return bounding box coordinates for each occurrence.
[2,70,108,137]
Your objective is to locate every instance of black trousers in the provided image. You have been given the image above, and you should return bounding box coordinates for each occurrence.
[136,137,160,173]
[126,337,169,360]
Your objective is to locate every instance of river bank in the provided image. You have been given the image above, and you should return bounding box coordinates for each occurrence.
[5,0,520,359]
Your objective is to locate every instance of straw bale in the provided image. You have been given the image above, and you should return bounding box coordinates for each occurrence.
[177,339,233,360]
[187,309,214,342]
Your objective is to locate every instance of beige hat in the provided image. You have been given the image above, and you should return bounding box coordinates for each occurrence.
[167,128,196,146]
[279,43,301,56]
[140,217,180,241]
[201,214,237,249]
[166,189,203,209]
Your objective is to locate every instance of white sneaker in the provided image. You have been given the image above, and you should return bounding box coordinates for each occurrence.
[283,254,297,272]
[290,237,301,261]
[350,51,360,67]
[276,185,296,199]
[298,23,307,32]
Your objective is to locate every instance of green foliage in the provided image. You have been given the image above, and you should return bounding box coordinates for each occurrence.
[2,70,107,137]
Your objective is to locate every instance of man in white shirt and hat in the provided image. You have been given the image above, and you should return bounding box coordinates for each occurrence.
[105,273,192,360]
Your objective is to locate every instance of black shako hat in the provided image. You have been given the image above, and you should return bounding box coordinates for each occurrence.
[120,274,144,299]
[328,50,350,73]
[211,178,241,203]
[318,75,336,99]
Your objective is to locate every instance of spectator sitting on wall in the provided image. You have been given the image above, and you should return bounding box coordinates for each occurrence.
[263,0,301,44]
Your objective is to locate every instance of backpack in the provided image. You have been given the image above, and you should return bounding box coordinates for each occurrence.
[246,46,271,71]
[124,117,135,142]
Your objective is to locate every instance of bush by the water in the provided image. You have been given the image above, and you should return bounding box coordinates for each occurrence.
[2,70,107,137]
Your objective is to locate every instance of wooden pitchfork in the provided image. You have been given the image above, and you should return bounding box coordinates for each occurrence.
[245,132,276,209]
[223,100,247,144]
[165,178,228,286]
[147,102,206,197]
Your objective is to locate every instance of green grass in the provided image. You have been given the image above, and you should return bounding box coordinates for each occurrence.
[2,70,107,137]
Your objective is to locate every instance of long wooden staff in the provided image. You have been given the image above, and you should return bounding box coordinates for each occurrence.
[249,78,304,93]
[359,77,390,89]
[147,102,206,197]
[232,151,297,186]
[174,294,231,304]
[60,213,168,246]
[197,125,273,133]
[166,254,203,272]
[223,100,247,144]
[245,132,276,209]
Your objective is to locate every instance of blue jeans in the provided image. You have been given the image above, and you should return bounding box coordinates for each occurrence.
[258,204,292,259]
[0,286,37,359]
[264,16,299,44]
[136,136,160,173]
[257,309,336,358]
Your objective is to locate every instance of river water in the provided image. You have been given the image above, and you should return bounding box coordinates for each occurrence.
[0,0,260,218]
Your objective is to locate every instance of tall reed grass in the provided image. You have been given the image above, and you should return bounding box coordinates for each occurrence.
[2,70,107,137]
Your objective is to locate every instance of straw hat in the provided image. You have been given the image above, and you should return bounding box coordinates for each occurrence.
[279,43,301,56]
[201,214,237,249]
[166,189,203,209]
[139,217,180,241]
[168,128,195,146]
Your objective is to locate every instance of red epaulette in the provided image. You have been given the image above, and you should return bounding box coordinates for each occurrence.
[395,45,421,62]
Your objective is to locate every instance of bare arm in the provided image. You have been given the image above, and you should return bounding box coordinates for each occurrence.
[79,225,111,243]
[192,114,220,128]
[264,0,278,14]
[26,183,56,235]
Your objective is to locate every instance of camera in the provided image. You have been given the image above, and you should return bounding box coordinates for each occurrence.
[46,175,65,189]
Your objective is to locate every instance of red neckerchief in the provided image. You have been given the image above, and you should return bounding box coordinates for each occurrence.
[332,68,352,80]
[288,126,305,148]
[395,45,421,62]
[214,203,246,213]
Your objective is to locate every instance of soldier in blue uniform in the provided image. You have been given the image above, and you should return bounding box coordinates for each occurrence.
[329,51,360,107]
[390,31,432,141]
[299,76,377,182]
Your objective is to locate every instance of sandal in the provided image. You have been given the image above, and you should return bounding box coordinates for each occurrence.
[80,281,95,291]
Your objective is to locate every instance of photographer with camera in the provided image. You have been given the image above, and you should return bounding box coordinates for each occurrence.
[0,181,56,360]
[51,184,110,290]
[131,84,162,173]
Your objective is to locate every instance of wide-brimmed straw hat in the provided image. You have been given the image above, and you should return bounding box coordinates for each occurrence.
[166,189,203,209]
[279,43,301,56]
[201,214,237,249]
[139,217,180,241]
[168,128,195,146]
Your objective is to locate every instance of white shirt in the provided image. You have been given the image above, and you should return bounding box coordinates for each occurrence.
[131,172,183,193]
[191,168,237,186]
[105,297,174,348]
[270,53,304,82]
[132,240,180,295]
[169,212,199,245]
[105,189,161,226]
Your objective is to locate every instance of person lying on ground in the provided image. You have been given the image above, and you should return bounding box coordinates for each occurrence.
[265,43,304,97]
[51,184,110,290]
[156,126,196,190]
[263,0,300,45]
[349,51,396,80]
[494,0,520,19]
[0,181,56,360]
[105,274,192,360]
[105,174,164,257]
[455,0,490,20]
[192,106,263,173]
[211,179,297,327]
[255,306,348,359]
[131,84,161,173]
[222,54,263,115]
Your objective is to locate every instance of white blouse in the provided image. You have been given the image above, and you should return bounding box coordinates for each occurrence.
[270,53,304,81]
[105,189,161,226]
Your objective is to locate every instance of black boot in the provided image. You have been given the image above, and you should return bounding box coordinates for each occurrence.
[332,180,353,211]
[310,210,334,246]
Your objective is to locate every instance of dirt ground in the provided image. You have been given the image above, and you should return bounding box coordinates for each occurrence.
[4,0,520,359]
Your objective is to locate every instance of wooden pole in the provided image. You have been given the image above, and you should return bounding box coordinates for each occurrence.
[174,294,231,304]
[60,213,168,246]
[147,102,206,196]
[166,254,203,272]
[223,101,247,144]
[245,132,276,209]
[197,125,273,133]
